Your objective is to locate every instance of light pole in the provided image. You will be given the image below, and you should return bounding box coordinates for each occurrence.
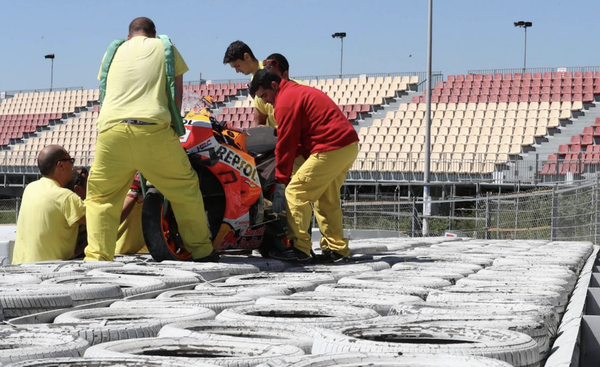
[44,54,55,91]
[513,21,532,72]
[331,32,346,77]
[423,0,433,236]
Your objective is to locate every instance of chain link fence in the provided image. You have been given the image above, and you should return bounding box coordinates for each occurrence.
[0,198,19,224]
[342,178,600,243]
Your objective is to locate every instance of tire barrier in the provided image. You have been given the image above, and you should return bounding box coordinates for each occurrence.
[254,292,422,316]
[338,272,452,289]
[84,337,304,367]
[88,266,201,288]
[52,307,216,345]
[158,320,315,353]
[5,357,192,367]
[195,283,295,297]
[252,352,514,367]
[0,330,89,365]
[131,261,230,281]
[219,256,291,272]
[43,274,168,297]
[311,324,541,367]
[388,302,559,337]
[284,264,377,281]
[216,304,380,327]
[224,272,336,289]
[314,283,431,300]
[111,294,255,314]
[0,287,73,319]
[391,261,482,276]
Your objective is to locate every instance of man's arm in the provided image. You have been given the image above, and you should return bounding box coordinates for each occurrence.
[175,74,183,111]
[254,108,268,126]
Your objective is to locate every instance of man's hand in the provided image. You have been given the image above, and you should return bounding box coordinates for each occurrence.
[272,183,286,214]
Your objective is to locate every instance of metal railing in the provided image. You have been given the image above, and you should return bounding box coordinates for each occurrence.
[342,177,600,243]
[1,86,85,98]
[467,65,600,76]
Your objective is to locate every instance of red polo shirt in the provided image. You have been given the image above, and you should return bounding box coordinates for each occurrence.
[273,79,359,184]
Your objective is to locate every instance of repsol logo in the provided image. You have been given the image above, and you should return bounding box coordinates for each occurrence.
[216,146,259,183]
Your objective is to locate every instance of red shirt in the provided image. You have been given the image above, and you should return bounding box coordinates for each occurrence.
[273,79,359,184]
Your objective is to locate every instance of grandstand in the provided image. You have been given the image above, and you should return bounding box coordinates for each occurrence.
[2,67,600,196]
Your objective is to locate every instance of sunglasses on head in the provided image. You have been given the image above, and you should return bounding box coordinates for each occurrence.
[262,59,279,69]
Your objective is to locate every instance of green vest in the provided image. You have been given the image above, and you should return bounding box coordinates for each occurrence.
[99,35,185,136]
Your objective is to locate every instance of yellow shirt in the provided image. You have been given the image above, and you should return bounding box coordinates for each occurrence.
[96,36,189,133]
[13,178,86,264]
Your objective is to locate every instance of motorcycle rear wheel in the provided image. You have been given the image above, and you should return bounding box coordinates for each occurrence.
[142,168,225,262]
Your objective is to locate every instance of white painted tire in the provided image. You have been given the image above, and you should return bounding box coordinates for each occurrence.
[224,272,335,289]
[111,295,254,314]
[43,274,167,297]
[314,283,430,300]
[88,266,200,287]
[0,330,89,364]
[130,261,230,281]
[0,288,73,318]
[253,352,514,366]
[194,283,294,297]
[158,320,315,353]
[392,261,481,276]
[385,314,550,357]
[254,293,422,316]
[219,256,291,272]
[388,302,559,337]
[338,272,452,289]
[284,264,378,281]
[312,324,541,367]
[0,274,42,286]
[216,304,380,327]
[84,337,304,367]
[4,357,192,367]
[386,269,465,284]
[52,307,215,345]
[427,288,564,313]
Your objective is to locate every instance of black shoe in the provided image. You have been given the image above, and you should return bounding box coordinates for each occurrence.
[193,250,220,263]
[269,246,312,263]
[316,248,349,264]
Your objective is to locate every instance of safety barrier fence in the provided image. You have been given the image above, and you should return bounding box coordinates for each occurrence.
[342,177,600,243]
[1,151,598,186]
[468,65,600,76]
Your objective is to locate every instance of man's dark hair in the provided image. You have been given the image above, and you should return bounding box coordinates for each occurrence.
[38,145,67,176]
[129,17,156,36]
[249,69,282,98]
[265,53,290,73]
[223,41,256,64]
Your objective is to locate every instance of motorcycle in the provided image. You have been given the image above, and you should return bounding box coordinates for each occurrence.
[141,97,287,261]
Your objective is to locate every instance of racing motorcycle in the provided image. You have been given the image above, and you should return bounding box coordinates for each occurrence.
[141,97,287,261]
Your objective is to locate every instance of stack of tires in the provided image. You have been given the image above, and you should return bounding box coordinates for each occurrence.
[0,238,593,366]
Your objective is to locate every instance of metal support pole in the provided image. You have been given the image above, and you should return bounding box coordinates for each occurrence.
[523,26,527,72]
[353,186,357,230]
[50,58,54,92]
[514,196,519,240]
[551,186,558,241]
[485,192,491,240]
[423,0,433,236]
[340,37,344,78]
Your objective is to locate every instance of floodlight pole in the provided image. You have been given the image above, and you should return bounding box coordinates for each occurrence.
[514,21,532,72]
[332,32,346,78]
[44,54,55,91]
[423,0,433,236]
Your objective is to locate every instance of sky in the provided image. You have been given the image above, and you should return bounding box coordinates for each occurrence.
[1,0,599,92]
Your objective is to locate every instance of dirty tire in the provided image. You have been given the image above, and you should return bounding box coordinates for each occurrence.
[216,304,380,327]
[88,266,200,288]
[4,357,192,366]
[167,287,288,301]
[43,274,167,297]
[111,295,254,314]
[158,320,315,353]
[0,330,89,364]
[84,337,304,367]
[0,289,73,318]
[312,324,541,367]
[252,352,514,366]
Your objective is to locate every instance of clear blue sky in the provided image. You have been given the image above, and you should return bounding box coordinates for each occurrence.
[1,0,598,92]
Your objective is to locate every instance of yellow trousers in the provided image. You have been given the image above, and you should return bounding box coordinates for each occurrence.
[115,202,148,254]
[285,142,358,256]
[85,123,213,261]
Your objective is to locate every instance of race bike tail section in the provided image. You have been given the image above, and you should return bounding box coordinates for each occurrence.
[141,95,288,261]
